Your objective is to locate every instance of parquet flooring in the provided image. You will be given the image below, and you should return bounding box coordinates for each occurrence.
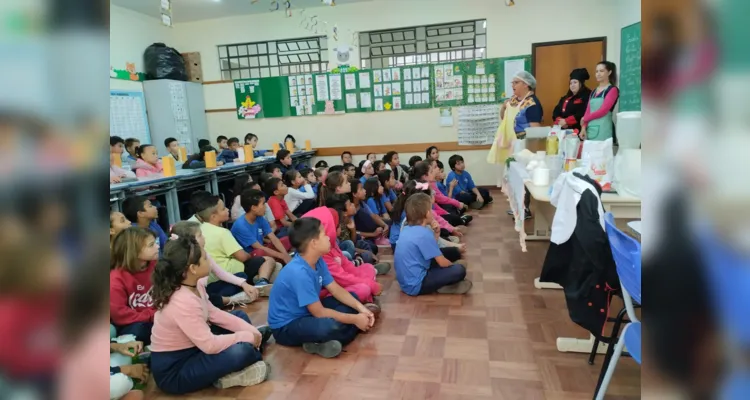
[145,195,641,399]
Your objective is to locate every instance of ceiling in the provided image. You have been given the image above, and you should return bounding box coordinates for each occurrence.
[112,0,373,23]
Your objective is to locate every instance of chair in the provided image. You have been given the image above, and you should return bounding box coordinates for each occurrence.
[595,213,642,400]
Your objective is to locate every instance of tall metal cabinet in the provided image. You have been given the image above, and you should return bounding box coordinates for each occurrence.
[142,79,209,155]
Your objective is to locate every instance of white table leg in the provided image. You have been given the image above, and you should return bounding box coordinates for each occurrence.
[556,334,608,354]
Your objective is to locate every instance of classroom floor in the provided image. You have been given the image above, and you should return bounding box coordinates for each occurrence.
[145,194,641,400]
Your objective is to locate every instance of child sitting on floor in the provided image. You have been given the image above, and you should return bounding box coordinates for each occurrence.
[265,163,283,179]
[110,227,160,344]
[230,174,253,222]
[283,170,316,217]
[171,222,261,308]
[358,160,375,185]
[264,177,296,237]
[364,177,391,224]
[299,168,319,196]
[351,179,390,248]
[110,211,132,245]
[395,193,473,295]
[123,195,168,253]
[383,151,408,184]
[198,194,277,292]
[377,169,398,213]
[327,193,379,265]
[232,189,292,264]
[342,163,356,179]
[217,137,241,164]
[149,236,271,394]
[268,217,376,358]
[315,170,351,207]
[412,161,469,229]
[133,144,163,177]
[446,154,493,209]
[373,160,386,174]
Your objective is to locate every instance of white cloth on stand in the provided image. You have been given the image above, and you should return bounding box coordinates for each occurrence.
[549,170,605,245]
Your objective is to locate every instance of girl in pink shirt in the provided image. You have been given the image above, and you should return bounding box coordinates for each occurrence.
[133,144,164,178]
[149,236,271,394]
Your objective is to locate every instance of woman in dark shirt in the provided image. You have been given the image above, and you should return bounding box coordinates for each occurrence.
[552,68,591,131]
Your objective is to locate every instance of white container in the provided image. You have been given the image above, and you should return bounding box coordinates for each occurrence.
[613,148,641,197]
[616,111,642,149]
[237,147,245,163]
[532,168,550,186]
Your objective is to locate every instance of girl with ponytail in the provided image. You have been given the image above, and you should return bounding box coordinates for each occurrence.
[149,235,271,394]
[316,170,351,207]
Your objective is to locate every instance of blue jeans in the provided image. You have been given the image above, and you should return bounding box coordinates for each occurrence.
[116,321,153,345]
[418,263,466,295]
[205,272,248,308]
[339,239,356,261]
[276,226,290,239]
[272,294,360,347]
[151,311,262,395]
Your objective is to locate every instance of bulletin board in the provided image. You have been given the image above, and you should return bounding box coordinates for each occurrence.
[110,90,151,144]
[312,72,346,114]
[370,64,433,111]
[619,22,642,111]
[234,76,318,120]
[432,56,531,107]
[342,70,374,112]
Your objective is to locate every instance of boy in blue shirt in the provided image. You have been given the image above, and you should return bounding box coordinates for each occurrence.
[268,217,375,358]
[435,160,449,197]
[276,149,293,174]
[122,195,167,254]
[445,154,493,209]
[394,192,472,295]
[231,189,292,264]
[217,137,241,164]
[298,168,319,195]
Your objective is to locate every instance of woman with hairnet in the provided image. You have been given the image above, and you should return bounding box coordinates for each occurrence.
[487,70,543,218]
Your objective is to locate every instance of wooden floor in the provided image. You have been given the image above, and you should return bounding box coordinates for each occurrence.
[145,197,641,399]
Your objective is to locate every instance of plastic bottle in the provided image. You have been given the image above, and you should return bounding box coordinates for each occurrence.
[546,132,559,155]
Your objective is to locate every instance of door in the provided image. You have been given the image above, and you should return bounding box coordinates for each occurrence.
[532,38,606,126]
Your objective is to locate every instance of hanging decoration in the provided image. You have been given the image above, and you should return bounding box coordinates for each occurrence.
[322,0,335,5]
[269,0,279,12]
[285,1,292,17]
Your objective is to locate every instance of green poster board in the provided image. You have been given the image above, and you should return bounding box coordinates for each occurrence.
[619,22,642,111]
[371,64,433,112]
[431,56,531,107]
[343,71,374,113]
[234,76,317,120]
[312,72,346,114]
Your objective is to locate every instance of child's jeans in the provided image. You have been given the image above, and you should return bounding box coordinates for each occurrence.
[292,199,316,217]
[151,310,262,395]
[455,188,493,205]
[339,240,356,261]
[251,236,292,259]
[116,321,153,345]
[272,294,361,347]
[206,272,248,308]
[418,262,467,295]
[276,226,290,239]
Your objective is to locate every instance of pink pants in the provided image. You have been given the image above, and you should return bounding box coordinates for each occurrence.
[250,236,292,260]
[320,283,373,304]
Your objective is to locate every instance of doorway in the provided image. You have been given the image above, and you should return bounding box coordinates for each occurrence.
[532,38,607,126]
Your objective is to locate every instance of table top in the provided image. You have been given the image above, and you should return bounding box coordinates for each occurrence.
[627,221,641,235]
[110,150,316,191]
[525,180,641,204]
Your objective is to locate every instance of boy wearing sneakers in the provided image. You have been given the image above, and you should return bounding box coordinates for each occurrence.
[394,192,472,295]
[268,217,376,358]
[445,154,493,209]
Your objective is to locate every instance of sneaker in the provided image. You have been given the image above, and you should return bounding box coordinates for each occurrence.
[460,215,473,225]
[470,201,484,210]
[373,262,391,275]
[214,360,270,389]
[506,210,514,216]
[372,295,382,309]
[454,259,470,269]
[436,280,473,294]
[256,325,274,351]
[302,340,343,358]
[364,302,381,316]
[254,279,273,297]
[227,291,254,308]
[448,236,460,244]
[524,209,532,220]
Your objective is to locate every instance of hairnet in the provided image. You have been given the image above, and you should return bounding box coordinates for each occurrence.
[514,71,537,90]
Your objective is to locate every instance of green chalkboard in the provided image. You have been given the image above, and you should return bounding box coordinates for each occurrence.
[619,22,642,111]
[371,64,433,112]
[431,56,531,107]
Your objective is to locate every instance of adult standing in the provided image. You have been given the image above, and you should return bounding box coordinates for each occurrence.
[581,61,619,141]
[552,68,592,131]
[487,71,542,217]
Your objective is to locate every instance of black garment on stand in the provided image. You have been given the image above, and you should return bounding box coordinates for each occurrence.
[539,173,620,338]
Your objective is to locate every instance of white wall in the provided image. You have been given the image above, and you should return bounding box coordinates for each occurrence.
[110,4,175,91]
[614,0,642,65]
[111,0,621,184]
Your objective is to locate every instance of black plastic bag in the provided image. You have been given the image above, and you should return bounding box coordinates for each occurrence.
[143,43,187,81]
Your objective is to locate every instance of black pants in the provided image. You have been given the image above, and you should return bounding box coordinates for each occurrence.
[292,199,316,217]
[455,188,493,205]
[441,204,463,216]
[440,212,465,227]
[440,246,462,262]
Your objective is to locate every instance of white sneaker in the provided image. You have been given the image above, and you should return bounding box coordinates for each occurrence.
[227,291,253,309]
[214,360,270,389]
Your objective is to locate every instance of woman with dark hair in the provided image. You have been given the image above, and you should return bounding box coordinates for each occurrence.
[581,61,619,141]
[552,68,592,131]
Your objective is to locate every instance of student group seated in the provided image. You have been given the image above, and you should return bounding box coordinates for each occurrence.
[109,135,493,397]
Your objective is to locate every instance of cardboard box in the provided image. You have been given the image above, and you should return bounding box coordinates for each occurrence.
[182,52,203,83]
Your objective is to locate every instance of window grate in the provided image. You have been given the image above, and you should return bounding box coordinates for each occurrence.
[360,20,486,69]
[217,36,328,81]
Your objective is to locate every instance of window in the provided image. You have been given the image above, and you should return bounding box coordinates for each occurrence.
[217,36,328,81]
[359,20,486,69]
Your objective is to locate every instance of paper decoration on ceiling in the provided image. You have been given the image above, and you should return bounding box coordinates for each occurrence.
[505,0,515,5]
[269,0,279,11]
[322,0,335,5]
[160,0,172,27]
[285,1,292,16]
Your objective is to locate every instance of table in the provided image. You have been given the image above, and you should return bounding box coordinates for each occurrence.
[518,172,641,355]
[627,220,641,240]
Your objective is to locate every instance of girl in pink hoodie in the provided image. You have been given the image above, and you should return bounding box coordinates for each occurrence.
[302,206,382,310]
[133,144,164,178]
